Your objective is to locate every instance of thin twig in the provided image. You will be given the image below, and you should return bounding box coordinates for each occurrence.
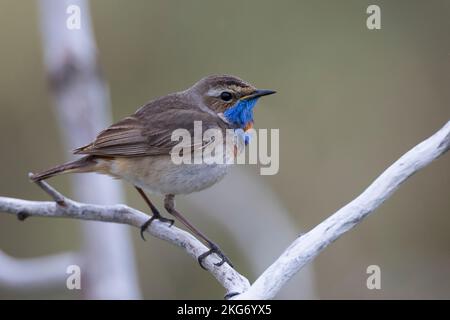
[29,173,66,206]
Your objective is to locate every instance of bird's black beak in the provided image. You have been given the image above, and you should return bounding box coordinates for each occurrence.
[241,89,276,100]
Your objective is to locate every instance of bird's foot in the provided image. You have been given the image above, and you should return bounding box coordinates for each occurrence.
[198,242,233,270]
[140,215,174,241]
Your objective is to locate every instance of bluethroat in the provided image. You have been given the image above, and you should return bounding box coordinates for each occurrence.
[31,75,276,269]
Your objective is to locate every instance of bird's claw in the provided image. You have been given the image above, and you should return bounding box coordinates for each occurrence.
[140,215,174,241]
[197,243,233,270]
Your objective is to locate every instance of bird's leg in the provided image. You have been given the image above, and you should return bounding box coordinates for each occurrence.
[164,194,233,269]
[135,186,174,240]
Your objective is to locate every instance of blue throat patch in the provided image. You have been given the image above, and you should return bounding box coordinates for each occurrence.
[223,98,259,146]
[223,98,259,128]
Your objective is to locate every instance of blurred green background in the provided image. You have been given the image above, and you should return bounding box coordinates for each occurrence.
[0,0,449,299]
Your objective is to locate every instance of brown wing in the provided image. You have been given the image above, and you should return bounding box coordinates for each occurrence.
[74,94,225,157]
[73,116,155,156]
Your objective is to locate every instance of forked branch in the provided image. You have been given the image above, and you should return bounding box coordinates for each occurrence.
[1,120,449,299]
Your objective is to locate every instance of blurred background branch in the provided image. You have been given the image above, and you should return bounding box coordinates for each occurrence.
[0,250,79,290]
[37,0,140,298]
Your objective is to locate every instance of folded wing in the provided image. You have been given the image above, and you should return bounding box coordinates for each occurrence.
[74,98,224,157]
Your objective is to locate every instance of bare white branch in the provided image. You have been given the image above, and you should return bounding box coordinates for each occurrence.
[0,121,448,299]
[0,180,251,297]
[234,120,450,299]
[188,168,319,299]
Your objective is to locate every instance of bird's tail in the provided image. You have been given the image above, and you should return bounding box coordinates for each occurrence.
[30,156,97,181]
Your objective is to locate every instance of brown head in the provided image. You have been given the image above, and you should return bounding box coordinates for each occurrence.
[189,75,276,115]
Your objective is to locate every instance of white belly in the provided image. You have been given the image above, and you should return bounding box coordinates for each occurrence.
[100,130,247,195]
[106,155,231,195]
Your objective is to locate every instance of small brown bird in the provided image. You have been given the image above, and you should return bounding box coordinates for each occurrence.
[31,75,275,268]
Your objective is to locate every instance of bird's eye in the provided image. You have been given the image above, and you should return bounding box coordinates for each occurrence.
[220,91,233,102]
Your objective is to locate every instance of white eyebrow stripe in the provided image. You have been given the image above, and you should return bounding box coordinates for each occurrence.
[206,87,226,97]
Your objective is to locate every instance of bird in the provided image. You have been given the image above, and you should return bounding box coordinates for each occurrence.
[31,75,276,269]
